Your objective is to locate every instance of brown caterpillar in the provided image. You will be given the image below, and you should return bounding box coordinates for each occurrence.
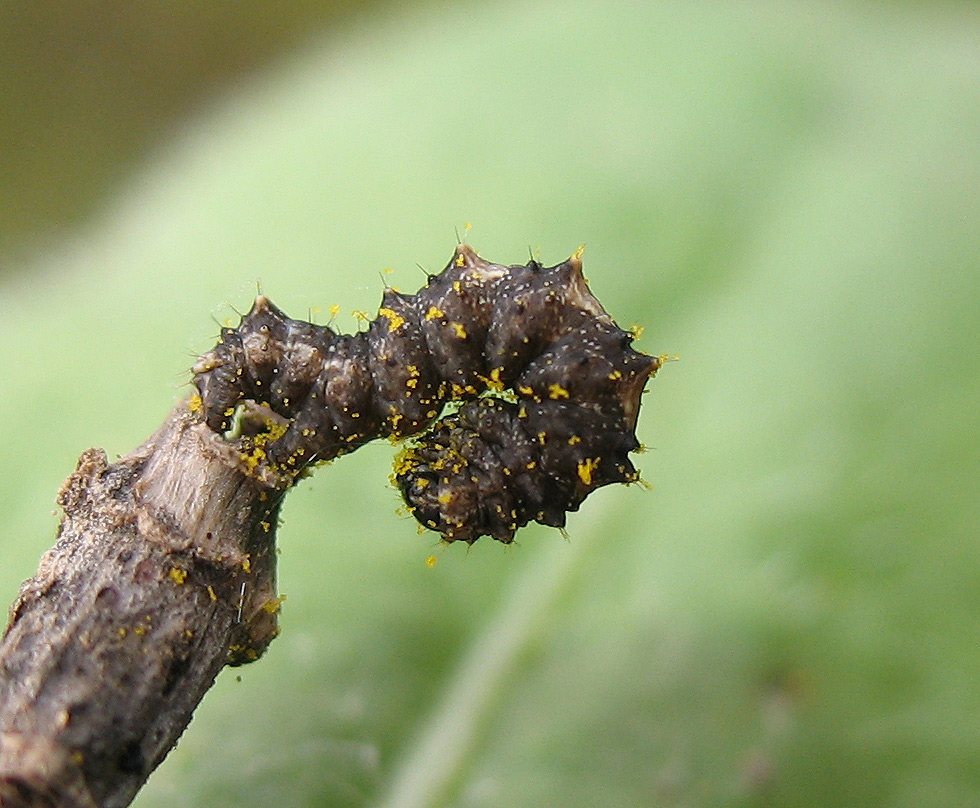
[192,245,661,543]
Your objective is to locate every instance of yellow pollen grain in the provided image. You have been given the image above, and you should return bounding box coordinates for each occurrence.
[262,595,287,614]
[548,383,570,400]
[487,367,504,390]
[450,322,467,339]
[577,457,601,485]
[379,307,406,331]
[425,306,444,321]
[168,567,187,585]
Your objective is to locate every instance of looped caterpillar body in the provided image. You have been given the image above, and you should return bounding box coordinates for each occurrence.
[193,245,661,543]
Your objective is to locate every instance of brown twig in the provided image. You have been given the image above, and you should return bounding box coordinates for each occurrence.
[0,403,284,808]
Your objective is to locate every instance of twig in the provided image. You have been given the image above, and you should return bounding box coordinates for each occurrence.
[0,404,282,808]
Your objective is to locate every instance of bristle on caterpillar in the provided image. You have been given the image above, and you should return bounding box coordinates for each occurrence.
[192,244,661,544]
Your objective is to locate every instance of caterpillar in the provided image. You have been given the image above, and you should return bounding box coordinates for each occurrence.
[192,244,662,544]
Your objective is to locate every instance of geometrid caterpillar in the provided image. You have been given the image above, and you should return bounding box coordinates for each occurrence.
[193,244,662,544]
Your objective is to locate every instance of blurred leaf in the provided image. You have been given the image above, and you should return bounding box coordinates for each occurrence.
[1,1,979,806]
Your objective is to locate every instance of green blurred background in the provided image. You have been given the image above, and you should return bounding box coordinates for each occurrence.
[2,1,979,806]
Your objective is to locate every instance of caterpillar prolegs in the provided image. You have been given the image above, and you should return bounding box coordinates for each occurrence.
[192,245,662,544]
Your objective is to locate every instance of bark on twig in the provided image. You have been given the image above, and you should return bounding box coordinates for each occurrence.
[0,403,284,808]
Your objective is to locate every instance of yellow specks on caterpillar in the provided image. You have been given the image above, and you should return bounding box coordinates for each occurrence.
[193,245,663,546]
[379,307,406,331]
[486,367,505,391]
[577,457,601,485]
